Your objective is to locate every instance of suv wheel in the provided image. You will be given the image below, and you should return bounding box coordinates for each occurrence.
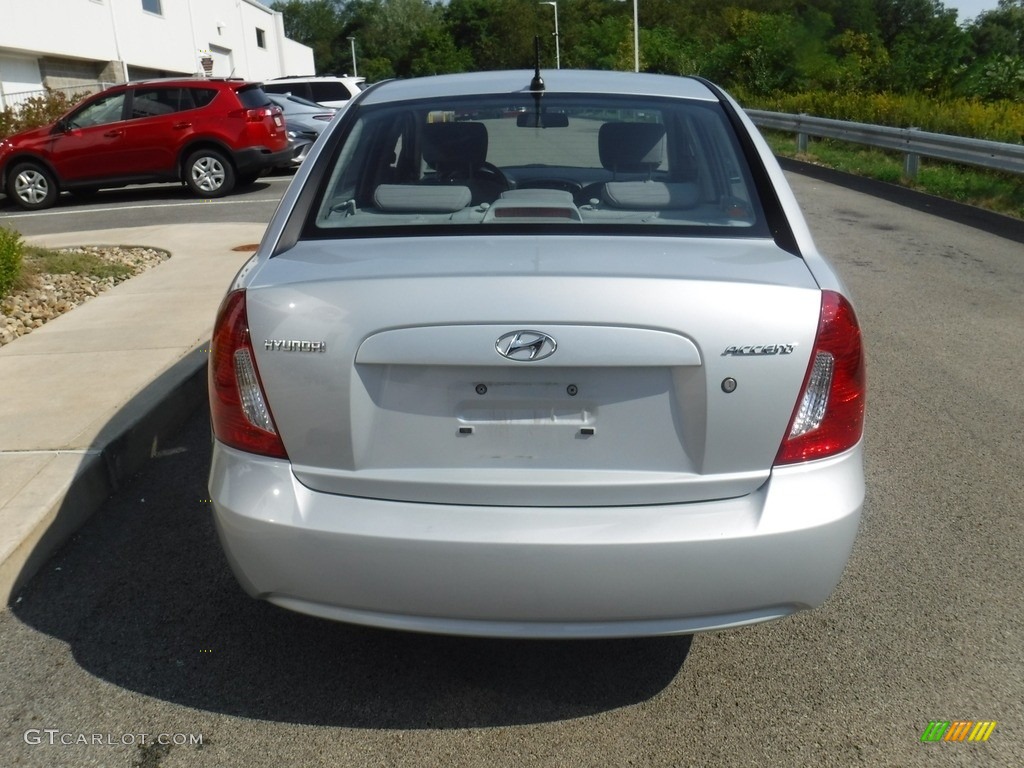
[8,162,58,210]
[184,149,235,197]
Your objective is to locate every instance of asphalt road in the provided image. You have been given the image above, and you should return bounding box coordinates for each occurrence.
[0,174,291,235]
[0,172,1022,767]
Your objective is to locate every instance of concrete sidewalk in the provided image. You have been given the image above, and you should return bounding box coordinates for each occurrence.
[0,223,265,604]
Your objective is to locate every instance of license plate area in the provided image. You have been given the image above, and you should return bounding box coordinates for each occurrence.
[352,364,695,473]
[458,380,591,425]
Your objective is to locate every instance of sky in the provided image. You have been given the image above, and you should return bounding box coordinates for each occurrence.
[948,0,1003,22]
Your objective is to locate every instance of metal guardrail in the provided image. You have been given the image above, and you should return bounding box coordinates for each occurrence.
[746,109,1024,179]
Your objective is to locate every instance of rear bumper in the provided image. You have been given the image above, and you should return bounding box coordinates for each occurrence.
[209,441,864,638]
[277,138,313,168]
[232,145,293,175]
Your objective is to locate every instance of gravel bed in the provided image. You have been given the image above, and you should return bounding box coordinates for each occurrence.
[0,246,170,347]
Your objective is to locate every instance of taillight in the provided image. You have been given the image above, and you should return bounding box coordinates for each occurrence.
[209,290,288,459]
[229,106,278,122]
[775,291,865,465]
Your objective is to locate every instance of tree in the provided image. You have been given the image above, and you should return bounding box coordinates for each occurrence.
[272,0,1023,102]
[872,0,969,92]
[409,25,474,76]
[444,0,544,71]
[960,0,1024,98]
[968,0,1024,57]
[703,10,803,95]
[271,0,349,74]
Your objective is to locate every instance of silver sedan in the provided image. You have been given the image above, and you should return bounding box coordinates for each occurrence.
[208,70,866,638]
[266,92,335,168]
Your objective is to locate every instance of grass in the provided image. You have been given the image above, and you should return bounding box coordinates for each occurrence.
[762,130,1024,220]
[12,245,134,293]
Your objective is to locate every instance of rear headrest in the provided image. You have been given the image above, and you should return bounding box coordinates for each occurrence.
[598,122,666,173]
[422,122,488,173]
[601,181,698,210]
[374,184,472,212]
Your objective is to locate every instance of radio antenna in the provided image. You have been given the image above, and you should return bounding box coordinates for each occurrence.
[529,36,545,92]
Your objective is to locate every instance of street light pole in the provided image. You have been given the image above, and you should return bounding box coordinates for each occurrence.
[616,0,639,72]
[631,0,639,72]
[347,36,358,78]
[540,2,560,70]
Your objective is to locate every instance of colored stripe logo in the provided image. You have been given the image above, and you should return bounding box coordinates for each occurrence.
[920,721,997,742]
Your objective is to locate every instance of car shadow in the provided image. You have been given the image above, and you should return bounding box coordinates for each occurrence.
[10,401,691,729]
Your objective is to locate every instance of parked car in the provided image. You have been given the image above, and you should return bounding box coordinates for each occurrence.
[0,78,289,210]
[262,75,366,109]
[208,70,866,639]
[266,93,335,168]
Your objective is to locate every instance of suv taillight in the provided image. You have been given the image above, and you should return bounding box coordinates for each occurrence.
[775,291,865,465]
[209,290,288,459]
[230,106,279,122]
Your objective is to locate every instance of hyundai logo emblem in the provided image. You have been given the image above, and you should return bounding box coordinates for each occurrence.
[495,330,557,362]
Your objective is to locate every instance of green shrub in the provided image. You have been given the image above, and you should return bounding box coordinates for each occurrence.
[740,89,1024,144]
[0,227,24,298]
[0,87,91,140]
[0,108,14,140]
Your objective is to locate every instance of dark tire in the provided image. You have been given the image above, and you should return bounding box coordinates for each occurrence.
[183,149,235,198]
[7,162,58,210]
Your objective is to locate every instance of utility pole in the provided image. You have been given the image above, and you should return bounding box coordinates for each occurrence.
[539,2,560,70]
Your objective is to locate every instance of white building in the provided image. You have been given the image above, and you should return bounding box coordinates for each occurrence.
[0,0,315,109]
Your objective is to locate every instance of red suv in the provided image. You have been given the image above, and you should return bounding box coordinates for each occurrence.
[0,78,289,210]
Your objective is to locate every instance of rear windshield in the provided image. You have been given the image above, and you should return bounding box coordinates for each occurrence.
[278,93,328,110]
[236,85,272,109]
[264,82,311,100]
[308,93,768,237]
[309,81,356,102]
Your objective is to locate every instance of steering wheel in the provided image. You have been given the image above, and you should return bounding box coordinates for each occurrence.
[478,162,511,191]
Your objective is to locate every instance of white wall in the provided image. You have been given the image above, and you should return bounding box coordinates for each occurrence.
[117,0,199,75]
[0,54,42,108]
[282,38,314,77]
[0,0,118,62]
[0,0,314,90]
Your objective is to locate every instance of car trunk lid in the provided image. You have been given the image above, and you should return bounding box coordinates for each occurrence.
[245,235,820,506]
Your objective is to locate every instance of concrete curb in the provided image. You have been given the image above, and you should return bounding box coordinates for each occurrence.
[0,222,263,606]
[1,347,209,605]
[777,157,1024,245]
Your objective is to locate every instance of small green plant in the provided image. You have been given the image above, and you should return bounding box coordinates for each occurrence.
[17,245,133,285]
[3,243,136,301]
[0,226,24,297]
